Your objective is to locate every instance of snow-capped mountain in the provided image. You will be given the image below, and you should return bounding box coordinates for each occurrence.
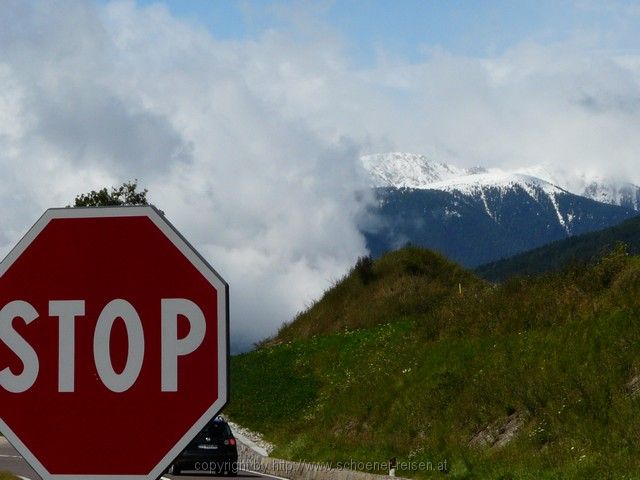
[361,152,640,211]
[361,153,639,266]
[426,172,575,234]
[584,181,640,211]
[361,152,485,189]
[519,164,640,211]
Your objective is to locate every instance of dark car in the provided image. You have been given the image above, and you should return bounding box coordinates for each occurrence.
[168,416,238,476]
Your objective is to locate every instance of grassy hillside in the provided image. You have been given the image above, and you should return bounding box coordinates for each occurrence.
[228,246,640,479]
[476,215,640,282]
[271,247,481,343]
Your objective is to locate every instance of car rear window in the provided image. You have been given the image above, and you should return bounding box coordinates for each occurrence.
[202,421,231,438]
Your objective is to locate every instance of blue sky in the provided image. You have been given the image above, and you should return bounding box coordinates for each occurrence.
[131,0,640,64]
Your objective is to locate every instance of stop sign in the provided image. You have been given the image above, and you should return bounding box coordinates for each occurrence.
[0,206,229,479]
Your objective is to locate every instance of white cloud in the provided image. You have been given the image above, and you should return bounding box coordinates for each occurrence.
[0,0,371,350]
[1,1,640,349]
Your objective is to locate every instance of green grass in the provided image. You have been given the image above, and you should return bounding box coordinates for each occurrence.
[228,246,640,479]
[270,247,481,344]
[0,473,20,480]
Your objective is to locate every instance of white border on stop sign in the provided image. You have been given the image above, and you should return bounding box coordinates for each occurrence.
[0,205,229,480]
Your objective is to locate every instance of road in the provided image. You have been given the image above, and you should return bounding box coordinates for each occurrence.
[0,438,281,480]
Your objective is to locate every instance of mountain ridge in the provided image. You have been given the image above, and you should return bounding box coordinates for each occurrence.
[365,184,637,267]
[362,152,640,211]
[361,152,639,266]
[476,215,640,281]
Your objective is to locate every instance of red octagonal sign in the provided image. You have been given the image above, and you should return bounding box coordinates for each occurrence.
[0,206,229,479]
